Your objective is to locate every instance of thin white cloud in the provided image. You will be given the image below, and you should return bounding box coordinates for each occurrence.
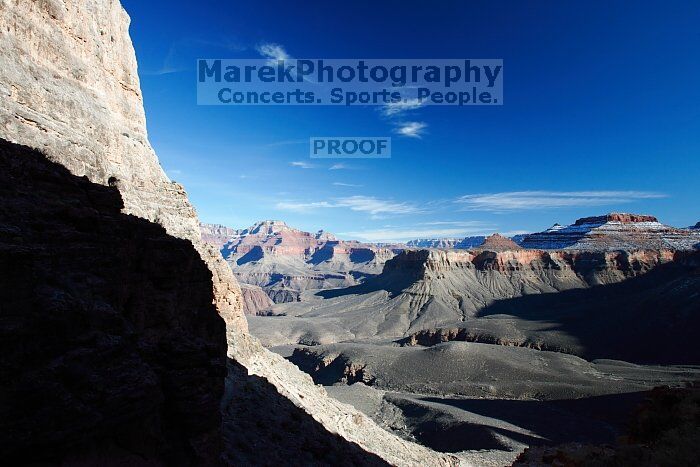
[275,195,419,218]
[456,191,667,212]
[256,42,290,62]
[337,196,419,217]
[382,98,426,116]
[275,201,334,213]
[340,226,494,243]
[290,161,316,169]
[333,182,363,187]
[417,221,489,227]
[395,121,427,138]
[255,43,316,83]
[329,163,350,170]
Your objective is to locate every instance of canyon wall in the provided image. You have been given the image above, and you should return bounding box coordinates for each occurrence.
[386,248,678,285]
[0,0,246,332]
[520,213,700,250]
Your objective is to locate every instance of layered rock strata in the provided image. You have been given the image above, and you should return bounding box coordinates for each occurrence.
[0,0,246,333]
[520,213,700,250]
[209,220,400,307]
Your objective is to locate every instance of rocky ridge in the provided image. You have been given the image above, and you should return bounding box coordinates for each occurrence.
[200,223,243,249]
[520,213,700,251]
[250,246,687,350]
[204,220,401,307]
[407,236,486,249]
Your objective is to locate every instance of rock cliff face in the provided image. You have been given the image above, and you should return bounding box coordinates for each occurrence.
[0,0,196,240]
[384,248,675,283]
[201,223,245,249]
[239,283,275,316]
[250,246,686,348]
[0,139,227,464]
[521,213,700,250]
[0,0,246,333]
[407,236,486,249]
[0,1,455,465]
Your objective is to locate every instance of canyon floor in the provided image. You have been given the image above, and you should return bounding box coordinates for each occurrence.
[235,220,700,464]
[263,338,699,465]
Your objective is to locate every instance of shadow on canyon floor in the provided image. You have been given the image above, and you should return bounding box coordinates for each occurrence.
[477,256,700,364]
[315,270,418,300]
[224,360,389,466]
[405,391,648,452]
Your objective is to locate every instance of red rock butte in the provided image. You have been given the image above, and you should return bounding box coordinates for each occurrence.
[477,233,523,251]
[574,213,659,225]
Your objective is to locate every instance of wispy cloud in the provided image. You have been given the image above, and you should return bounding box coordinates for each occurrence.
[290,161,316,169]
[329,163,350,170]
[255,42,315,83]
[275,201,334,213]
[275,195,420,218]
[339,225,494,243]
[333,182,364,187]
[256,42,290,62]
[394,121,427,138]
[456,191,667,212]
[417,221,488,227]
[382,98,426,116]
[337,196,419,216]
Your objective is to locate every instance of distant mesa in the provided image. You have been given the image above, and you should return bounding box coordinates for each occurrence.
[407,236,486,250]
[475,233,522,251]
[520,212,700,251]
[200,220,402,312]
[246,219,295,235]
[573,213,659,226]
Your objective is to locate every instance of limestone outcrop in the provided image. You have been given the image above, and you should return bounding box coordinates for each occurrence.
[0,0,246,333]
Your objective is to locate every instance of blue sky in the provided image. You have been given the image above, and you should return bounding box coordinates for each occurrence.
[122,0,699,242]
